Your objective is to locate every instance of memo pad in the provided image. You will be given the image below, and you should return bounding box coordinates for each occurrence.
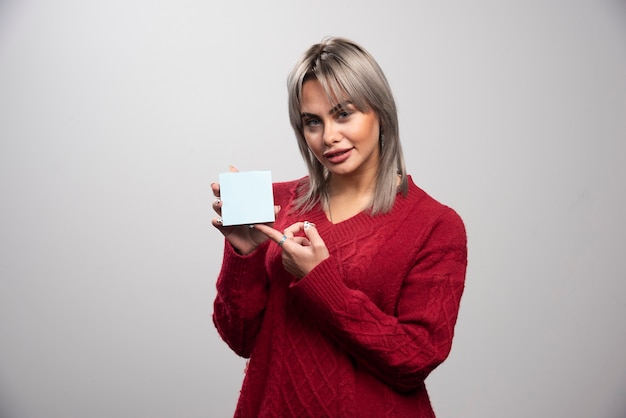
[219,171,275,226]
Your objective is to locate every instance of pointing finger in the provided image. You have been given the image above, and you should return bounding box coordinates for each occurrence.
[253,223,284,245]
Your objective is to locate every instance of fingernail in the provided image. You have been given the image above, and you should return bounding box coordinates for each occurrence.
[304,221,315,230]
[216,217,223,224]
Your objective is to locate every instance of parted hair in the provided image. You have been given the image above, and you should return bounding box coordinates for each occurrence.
[287,37,408,215]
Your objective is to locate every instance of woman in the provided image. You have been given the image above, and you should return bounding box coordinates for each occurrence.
[211,37,467,417]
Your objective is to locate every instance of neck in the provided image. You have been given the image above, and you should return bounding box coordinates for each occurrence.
[324,172,377,223]
[327,170,376,198]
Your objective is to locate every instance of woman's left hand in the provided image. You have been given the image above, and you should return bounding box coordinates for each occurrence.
[254,221,329,279]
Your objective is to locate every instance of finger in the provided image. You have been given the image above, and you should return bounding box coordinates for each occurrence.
[229,165,239,172]
[282,222,305,239]
[292,237,311,247]
[302,221,324,245]
[253,223,284,244]
[212,197,222,216]
[211,216,225,230]
[211,182,221,198]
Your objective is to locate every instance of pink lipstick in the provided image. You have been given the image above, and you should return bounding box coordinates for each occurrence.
[323,148,352,164]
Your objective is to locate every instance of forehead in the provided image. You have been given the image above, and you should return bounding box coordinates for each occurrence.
[301,79,349,111]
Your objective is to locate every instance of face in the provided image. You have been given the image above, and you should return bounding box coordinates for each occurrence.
[300,79,380,181]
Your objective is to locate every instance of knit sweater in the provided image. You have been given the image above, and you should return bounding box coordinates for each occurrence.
[213,176,467,417]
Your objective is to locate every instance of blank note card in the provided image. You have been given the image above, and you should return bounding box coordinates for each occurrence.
[218,171,275,226]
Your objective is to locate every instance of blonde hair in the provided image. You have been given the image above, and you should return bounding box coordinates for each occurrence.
[287,37,408,215]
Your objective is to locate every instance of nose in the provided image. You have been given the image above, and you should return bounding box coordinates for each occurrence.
[322,121,339,146]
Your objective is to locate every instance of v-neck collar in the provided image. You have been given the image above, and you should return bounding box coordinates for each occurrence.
[303,176,418,239]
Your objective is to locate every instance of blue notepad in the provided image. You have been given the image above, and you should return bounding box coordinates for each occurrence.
[219,171,275,226]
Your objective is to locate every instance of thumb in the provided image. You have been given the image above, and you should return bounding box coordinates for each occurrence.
[302,221,330,263]
[303,221,324,245]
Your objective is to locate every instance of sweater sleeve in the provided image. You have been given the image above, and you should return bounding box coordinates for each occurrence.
[213,241,270,358]
[290,209,467,393]
[212,180,298,358]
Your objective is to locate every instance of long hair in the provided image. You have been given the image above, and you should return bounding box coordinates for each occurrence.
[287,37,408,215]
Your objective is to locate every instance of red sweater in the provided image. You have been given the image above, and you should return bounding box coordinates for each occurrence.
[213,177,467,417]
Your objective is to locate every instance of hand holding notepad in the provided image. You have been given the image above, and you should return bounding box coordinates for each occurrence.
[218,170,275,226]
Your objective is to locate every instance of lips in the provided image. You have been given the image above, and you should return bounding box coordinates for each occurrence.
[323,148,353,164]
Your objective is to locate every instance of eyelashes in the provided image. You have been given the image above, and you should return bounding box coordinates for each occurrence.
[302,109,353,129]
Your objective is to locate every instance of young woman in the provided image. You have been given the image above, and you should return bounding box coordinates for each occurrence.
[211,37,467,417]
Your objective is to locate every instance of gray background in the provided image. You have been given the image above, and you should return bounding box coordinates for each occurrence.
[1,1,625,417]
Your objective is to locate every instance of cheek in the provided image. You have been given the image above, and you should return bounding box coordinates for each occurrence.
[349,125,376,146]
[304,133,322,153]
[360,118,380,144]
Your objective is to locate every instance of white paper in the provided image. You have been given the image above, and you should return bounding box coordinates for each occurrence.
[218,171,275,226]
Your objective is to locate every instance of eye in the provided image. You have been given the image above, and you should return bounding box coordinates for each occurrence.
[337,110,351,119]
[303,118,321,129]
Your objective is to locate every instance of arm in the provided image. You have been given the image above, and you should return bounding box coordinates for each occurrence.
[211,177,294,357]
[212,241,270,358]
[290,210,467,393]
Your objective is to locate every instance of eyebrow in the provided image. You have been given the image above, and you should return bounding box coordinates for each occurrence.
[301,101,353,119]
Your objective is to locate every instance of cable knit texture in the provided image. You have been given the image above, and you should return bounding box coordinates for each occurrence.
[213,176,467,417]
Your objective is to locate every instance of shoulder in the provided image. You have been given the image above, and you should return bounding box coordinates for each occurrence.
[402,176,466,242]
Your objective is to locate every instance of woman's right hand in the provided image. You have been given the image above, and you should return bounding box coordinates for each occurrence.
[210,168,280,255]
